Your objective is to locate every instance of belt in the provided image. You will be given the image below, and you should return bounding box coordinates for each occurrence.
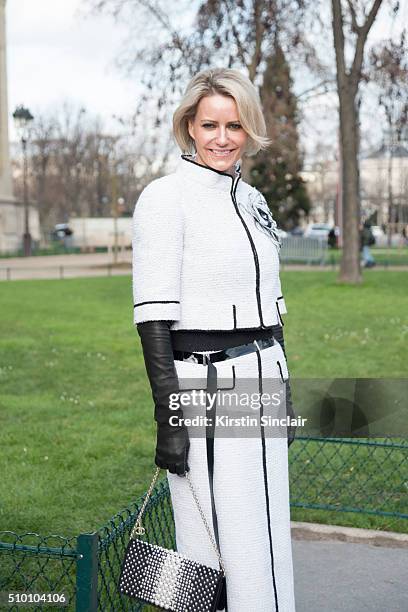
[173,335,275,364]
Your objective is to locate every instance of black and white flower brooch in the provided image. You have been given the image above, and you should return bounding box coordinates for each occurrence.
[239,189,282,250]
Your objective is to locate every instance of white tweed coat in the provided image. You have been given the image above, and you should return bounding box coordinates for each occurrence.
[132,154,296,611]
[132,154,287,329]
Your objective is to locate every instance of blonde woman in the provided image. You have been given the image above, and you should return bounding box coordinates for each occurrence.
[132,67,296,611]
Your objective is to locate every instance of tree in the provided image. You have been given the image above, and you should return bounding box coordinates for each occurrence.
[369,33,408,243]
[331,0,390,283]
[26,115,57,232]
[12,103,171,239]
[86,0,315,228]
[86,0,315,118]
[88,0,407,282]
[250,39,311,229]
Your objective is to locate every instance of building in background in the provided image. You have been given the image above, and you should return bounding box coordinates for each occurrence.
[300,161,338,227]
[301,144,408,233]
[360,144,408,230]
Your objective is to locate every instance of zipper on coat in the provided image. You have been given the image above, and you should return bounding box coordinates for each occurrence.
[230,176,267,328]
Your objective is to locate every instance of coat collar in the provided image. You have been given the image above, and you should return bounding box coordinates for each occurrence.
[176,153,241,192]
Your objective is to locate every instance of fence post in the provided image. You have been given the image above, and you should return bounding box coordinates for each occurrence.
[76,532,99,612]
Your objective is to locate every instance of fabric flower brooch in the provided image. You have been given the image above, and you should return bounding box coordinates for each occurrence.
[239,189,282,251]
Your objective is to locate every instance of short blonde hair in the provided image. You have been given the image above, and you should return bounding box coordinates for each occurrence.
[173,68,270,157]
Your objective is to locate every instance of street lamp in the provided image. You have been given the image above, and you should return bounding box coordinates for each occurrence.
[12,105,34,256]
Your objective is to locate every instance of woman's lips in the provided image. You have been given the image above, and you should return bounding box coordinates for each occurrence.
[207,149,236,157]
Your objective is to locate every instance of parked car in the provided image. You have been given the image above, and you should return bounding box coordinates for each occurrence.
[51,223,74,248]
[52,223,73,240]
[290,226,305,237]
[304,223,332,241]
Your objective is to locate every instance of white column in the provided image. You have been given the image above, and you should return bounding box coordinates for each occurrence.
[0,0,13,201]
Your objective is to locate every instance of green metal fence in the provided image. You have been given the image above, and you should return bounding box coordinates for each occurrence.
[1,437,407,611]
[289,437,408,523]
[0,533,77,611]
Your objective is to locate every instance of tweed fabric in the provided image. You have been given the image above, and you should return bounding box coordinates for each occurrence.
[132,155,287,328]
[167,341,296,612]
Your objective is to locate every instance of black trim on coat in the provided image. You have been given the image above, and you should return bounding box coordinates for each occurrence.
[230,178,268,328]
[181,153,240,178]
[232,305,237,329]
[256,348,279,611]
[181,153,270,329]
[205,358,229,611]
[134,300,180,308]
[171,325,277,333]
[276,300,284,327]
[277,360,287,384]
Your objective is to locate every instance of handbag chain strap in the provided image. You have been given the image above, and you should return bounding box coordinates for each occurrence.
[130,466,225,573]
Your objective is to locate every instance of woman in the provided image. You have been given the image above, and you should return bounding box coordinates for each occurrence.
[132,68,296,612]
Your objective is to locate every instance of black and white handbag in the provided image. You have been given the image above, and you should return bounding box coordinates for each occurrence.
[118,467,227,611]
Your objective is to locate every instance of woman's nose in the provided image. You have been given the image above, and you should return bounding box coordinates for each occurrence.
[215,127,229,145]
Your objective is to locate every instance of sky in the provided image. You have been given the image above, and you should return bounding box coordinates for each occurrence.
[6,0,139,141]
[5,0,408,159]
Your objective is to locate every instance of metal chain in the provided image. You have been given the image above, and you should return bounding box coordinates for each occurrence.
[130,467,225,573]
[130,466,161,538]
[185,471,225,573]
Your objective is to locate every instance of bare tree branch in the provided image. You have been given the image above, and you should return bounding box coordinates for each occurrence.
[140,0,191,61]
[223,0,249,70]
[346,0,361,33]
[351,0,383,86]
[248,0,265,82]
[332,0,347,83]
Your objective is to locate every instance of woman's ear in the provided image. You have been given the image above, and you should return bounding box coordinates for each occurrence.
[187,119,195,141]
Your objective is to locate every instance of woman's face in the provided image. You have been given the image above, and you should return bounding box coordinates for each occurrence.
[188,94,248,174]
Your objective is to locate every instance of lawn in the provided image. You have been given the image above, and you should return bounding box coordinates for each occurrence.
[325,246,408,266]
[0,271,407,540]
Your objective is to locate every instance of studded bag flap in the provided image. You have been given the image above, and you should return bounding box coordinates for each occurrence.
[118,467,227,611]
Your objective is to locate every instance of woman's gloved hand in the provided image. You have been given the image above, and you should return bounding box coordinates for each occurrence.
[271,324,297,448]
[137,320,190,476]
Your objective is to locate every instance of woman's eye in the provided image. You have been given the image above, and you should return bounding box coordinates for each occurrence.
[201,123,242,129]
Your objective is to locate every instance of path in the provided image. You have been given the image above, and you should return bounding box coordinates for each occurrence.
[292,537,407,611]
[1,252,407,280]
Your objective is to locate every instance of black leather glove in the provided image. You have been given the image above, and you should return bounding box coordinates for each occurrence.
[137,320,190,476]
[271,324,297,447]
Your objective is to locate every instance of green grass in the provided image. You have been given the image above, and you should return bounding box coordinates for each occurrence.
[0,275,154,537]
[0,271,407,540]
[282,270,408,377]
[325,247,408,266]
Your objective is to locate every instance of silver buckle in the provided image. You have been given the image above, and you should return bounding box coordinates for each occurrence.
[254,337,275,352]
[200,352,214,365]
